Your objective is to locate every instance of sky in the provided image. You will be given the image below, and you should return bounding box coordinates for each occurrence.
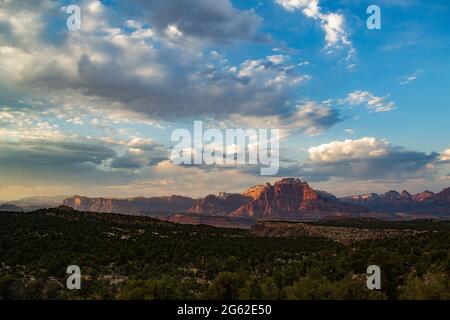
[0,0,449,200]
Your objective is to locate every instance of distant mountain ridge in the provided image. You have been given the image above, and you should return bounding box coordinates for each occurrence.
[0,204,22,212]
[0,195,69,212]
[341,187,450,216]
[188,193,252,216]
[58,179,450,220]
[62,195,194,215]
[61,178,367,219]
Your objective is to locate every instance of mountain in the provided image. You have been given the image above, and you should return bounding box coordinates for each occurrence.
[60,179,449,222]
[231,178,367,219]
[62,195,195,215]
[188,192,252,215]
[413,190,435,202]
[435,187,450,201]
[341,187,450,216]
[0,203,22,212]
[61,179,367,221]
[3,195,69,211]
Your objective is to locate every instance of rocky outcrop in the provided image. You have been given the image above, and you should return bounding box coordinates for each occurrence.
[232,178,367,219]
[413,191,435,202]
[242,184,272,200]
[341,187,450,216]
[188,193,251,215]
[435,187,450,201]
[61,179,450,221]
[63,195,195,215]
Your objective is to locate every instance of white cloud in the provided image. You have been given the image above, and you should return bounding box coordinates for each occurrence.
[267,54,286,65]
[344,128,355,135]
[345,90,396,112]
[276,0,354,58]
[236,54,310,89]
[441,149,450,161]
[400,69,423,85]
[298,60,310,66]
[165,24,183,39]
[308,137,390,162]
[287,137,440,183]
[0,107,63,141]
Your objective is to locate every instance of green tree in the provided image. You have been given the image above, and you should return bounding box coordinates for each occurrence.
[399,272,450,300]
[207,272,243,300]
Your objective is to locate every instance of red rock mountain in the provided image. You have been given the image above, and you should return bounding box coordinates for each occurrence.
[61,179,449,220]
[231,178,367,219]
[413,191,435,202]
[341,187,450,216]
[63,195,194,215]
[434,187,450,201]
[188,193,251,215]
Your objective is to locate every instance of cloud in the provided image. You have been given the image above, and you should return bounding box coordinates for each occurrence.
[111,138,169,169]
[345,90,396,112]
[400,69,423,85]
[344,128,355,135]
[0,0,346,199]
[275,0,354,58]
[195,136,442,188]
[4,0,442,200]
[0,137,137,187]
[280,137,439,182]
[112,52,312,120]
[0,132,171,186]
[0,139,115,167]
[165,24,183,40]
[0,1,328,130]
[308,137,391,162]
[223,100,342,137]
[440,149,450,161]
[111,160,275,198]
[119,0,268,43]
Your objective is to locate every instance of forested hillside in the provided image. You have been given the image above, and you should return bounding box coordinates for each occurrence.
[0,208,449,300]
